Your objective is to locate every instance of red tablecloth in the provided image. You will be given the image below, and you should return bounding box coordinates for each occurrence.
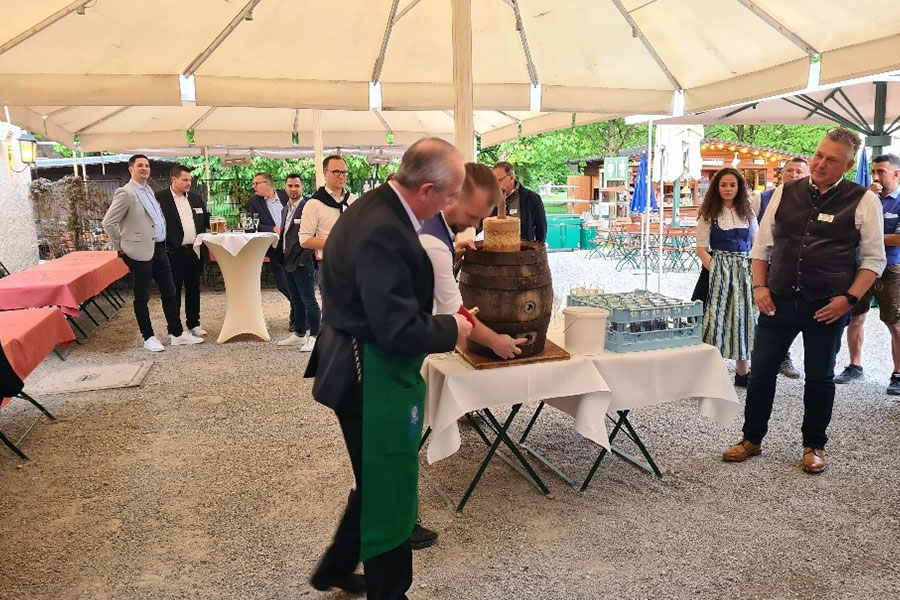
[0,307,76,408]
[0,251,128,316]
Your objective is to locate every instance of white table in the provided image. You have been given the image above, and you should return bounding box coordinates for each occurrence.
[519,332,740,490]
[194,232,278,343]
[422,352,611,511]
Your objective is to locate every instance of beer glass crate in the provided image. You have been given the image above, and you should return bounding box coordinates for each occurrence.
[567,289,703,353]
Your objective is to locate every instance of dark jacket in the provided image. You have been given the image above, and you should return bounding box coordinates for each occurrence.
[490,182,547,243]
[280,198,314,272]
[155,188,209,249]
[248,190,288,260]
[304,183,458,410]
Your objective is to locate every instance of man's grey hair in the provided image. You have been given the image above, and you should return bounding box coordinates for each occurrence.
[494,161,516,177]
[824,128,861,159]
[394,138,461,190]
[873,153,900,170]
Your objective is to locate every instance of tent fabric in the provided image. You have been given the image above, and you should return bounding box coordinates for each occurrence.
[8,103,604,152]
[655,75,900,127]
[3,2,899,113]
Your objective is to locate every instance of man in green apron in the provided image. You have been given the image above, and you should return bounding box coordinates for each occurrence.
[305,138,473,599]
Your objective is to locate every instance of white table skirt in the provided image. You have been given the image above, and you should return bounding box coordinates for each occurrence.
[194,232,279,343]
[193,232,278,258]
[422,352,611,464]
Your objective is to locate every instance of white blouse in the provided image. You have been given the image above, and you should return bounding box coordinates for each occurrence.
[696,207,758,249]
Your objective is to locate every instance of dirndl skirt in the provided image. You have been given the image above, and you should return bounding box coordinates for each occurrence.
[701,250,756,361]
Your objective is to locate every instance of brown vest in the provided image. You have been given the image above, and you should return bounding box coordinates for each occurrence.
[768,177,864,300]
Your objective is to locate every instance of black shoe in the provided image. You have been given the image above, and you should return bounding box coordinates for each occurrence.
[309,572,366,595]
[734,372,749,388]
[779,355,801,379]
[409,522,439,550]
[887,373,900,396]
[834,364,863,384]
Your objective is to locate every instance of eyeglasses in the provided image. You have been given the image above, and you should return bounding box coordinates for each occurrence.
[328,170,349,177]
[496,174,511,183]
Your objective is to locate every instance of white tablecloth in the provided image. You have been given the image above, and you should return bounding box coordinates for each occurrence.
[193,232,278,258]
[546,330,740,424]
[422,352,611,464]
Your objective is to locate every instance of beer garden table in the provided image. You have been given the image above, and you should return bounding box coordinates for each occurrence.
[420,352,611,512]
[194,232,279,343]
[0,251,128,337]
[0,307,76,459]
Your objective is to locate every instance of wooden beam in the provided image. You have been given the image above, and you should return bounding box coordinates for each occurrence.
[609,0,680,90]
[312,109,324,187]
[733,0,818,55]
[371,0,402,82]
[452,0,475,161]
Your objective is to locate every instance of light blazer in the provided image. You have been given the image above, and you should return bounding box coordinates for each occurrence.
[102,181,160,261]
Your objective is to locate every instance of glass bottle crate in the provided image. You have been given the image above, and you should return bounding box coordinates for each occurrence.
[567,289,703,352]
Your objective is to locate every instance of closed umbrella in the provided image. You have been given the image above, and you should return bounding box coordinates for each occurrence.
[855,147,871,188]
[630,152,657,214]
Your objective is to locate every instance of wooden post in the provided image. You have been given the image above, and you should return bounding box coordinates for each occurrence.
[312,109,324,188]
[203,146,211,206]
[452,0,475,162]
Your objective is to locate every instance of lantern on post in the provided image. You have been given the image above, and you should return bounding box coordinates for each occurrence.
[18,133,37,164]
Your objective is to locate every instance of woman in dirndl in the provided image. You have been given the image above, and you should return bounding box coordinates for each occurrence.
[696,167,758,387]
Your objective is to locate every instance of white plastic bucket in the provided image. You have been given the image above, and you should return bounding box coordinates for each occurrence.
[563,306,609,355]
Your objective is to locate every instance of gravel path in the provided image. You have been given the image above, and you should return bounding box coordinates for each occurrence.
[0,254,898,600]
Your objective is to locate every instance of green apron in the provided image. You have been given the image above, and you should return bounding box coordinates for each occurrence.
[360,343,427,561]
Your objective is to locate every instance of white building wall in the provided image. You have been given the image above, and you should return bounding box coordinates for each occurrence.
[0,122,38,273]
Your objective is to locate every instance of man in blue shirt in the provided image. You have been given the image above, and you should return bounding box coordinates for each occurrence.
[835,153,900,395]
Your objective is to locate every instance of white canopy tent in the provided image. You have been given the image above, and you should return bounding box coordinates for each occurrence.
[3,1,900,123]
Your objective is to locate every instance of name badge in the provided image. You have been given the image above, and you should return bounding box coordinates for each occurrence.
[294,218,302,224]
[509,209,518,216]
[885,212,899,220]
[193,207,203,214]
[817,213,835,223]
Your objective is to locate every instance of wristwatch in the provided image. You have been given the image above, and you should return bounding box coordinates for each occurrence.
[842,293,859,306]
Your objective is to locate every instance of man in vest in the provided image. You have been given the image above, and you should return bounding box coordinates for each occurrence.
[752,157,810,380]
[834,153,900,395]
[722,129,885,474]
[298,156,357,352]
[491,161,547,243]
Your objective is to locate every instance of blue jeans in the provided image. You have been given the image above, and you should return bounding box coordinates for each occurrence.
[743,292,849,448]
[284,261,321,336]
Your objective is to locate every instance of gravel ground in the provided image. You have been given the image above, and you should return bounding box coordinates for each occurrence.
[0,253,898,600]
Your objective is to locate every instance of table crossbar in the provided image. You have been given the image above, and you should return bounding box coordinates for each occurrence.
[519,402,662,492]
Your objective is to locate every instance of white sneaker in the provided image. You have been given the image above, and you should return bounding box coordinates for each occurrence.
[171,331,204,346]
[277,332,306,346]
[300,335,317,352]
[143,336,165,352]
[190,326,207,336]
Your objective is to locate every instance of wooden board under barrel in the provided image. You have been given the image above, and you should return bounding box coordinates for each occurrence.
[459,241,553,359]
[456,338,571,370]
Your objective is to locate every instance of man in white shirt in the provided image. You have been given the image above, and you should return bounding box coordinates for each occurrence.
[102,155,204,352]
[420,162,526,359]
[299,155,358,264]
[722,129,886,474]
[157,165,210,338]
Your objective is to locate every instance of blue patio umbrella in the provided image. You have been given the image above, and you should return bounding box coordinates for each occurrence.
[630,152,657,214]
[855,147,871,188]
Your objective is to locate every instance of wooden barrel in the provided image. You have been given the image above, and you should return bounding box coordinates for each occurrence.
[459,241,553,358]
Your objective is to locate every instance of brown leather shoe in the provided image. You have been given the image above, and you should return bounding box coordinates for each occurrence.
[802,447,826,473]
[722,439,762,462]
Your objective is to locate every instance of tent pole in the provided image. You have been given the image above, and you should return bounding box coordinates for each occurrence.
[451,0,475,161]
[644,120,653,291]
[658,144,664,292]
[203,146,211,207]
[79,144,88,181]
[313,109,324,188]
[869,81,888,156]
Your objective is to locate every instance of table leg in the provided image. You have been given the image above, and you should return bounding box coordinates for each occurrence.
[90,298,110,320]
[0,428,28,459]
[65,314,87,342]
[79,302,101,327]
